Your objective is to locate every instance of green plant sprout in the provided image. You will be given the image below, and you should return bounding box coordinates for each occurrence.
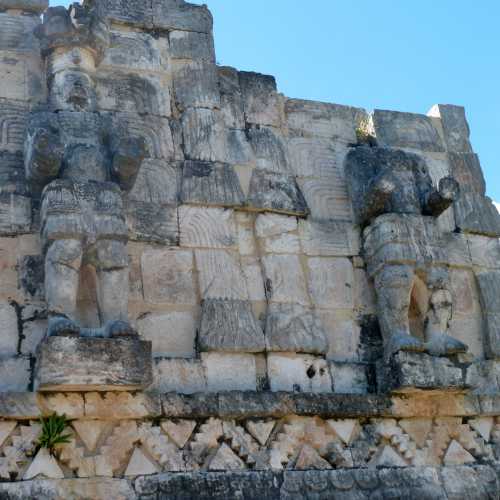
[36,413,72,456]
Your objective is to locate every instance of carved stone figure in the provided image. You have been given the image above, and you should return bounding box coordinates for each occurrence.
[25,5,146,338]
[345,146,468,358]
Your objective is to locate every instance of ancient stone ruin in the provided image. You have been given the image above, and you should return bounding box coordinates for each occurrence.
[0,0,499,498]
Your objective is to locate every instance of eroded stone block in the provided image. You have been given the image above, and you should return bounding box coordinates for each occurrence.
[428,104,473,153]
[454,192,500,237]
[153,358,207,394]
[168,30,215,62]
[330,362,369,394]
[126,202,179,245]
[35,337,153,392]
[0,355,30,391]
[153,0,213,33]
[199,298,265,353]
[202,352,257,391]
[0,301,19,356]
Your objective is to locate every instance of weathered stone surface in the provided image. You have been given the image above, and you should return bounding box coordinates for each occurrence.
[180,161,245,208]
[142,249,197,305]
[0,301,19,356]
[377,352,468,393]
[372,109,445,152]
[153,358,207,394]
[179,206,237,249]
[285,99,368,143]
[23,448,64,480]
[454,191,500,237]
[0,355,30,391]
[0,53,44,103]
[84,391,161,420]
[428,104,473,153]
[199,298,265,353]
[448,152,486,194]
[239,71,281,127]
[248,170,308,216]
[247,126,289,173]
[126,202,179,245]
[153,0,213,33]
[202,353,257,392]
[137,311,197,358]
[35,337,153,392]
[267,353,332,393]
[0,0,48,14]
[0,12,40,51]
[475,271,500,359]
[265,303,328,355]
[330,361,369,394]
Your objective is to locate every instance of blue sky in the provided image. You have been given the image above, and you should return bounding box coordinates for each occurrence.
[52,1,499,204]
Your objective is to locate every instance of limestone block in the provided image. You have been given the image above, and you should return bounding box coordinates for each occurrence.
[100,31,166,72]
[153,358,207,394]
[448,315,484,360]
[0,99,28,153]
[172,60,219,111]
[267,353,332,393]
[96,71,171,117]
[298,176,352,222]
[428,104,473,153]
[454,192,500,237]
[0,355,30,391]
[180,161,245,208]
[467,234,500,269]
[153,0,213,33]
[225,128,254,166]
[20,306,47,356]
[35,337,153,392]
[182,108,227,162]
[0,13,40,52]
[476,271,500,358]
[247,127,289,173]
[307,257,354,310]
[110,113,176,160]
[0,52,44,103]
[18,254,44,301]
[285,99,367,143]
[0,0,48,14]
[218,66,245,129]
[0,237,19,295]
[261,254,310,306]
[0,193,30,235]
[55,111,100,147]
[330,362,369,394]
[354,268,376,315]
[93,0,153,28]
[202,352,257,391]
[448,152,486,195]
[247,170,308,216]
[265,303,329,355]
[179,206,237,249]
[24,448,64,480]
[126,202,178,245]
[127,159,180,205]
[255,214,300,254]
[299,219,360,257]
[84,392,160,420]
[199,298,265,353]
[195,249,248,300]
[449,269,479,316]
[241,256,266,302]
[319,311,361,362]
[142,248,197,305]
[372,109,445,152]
[0,301,18,356]
[138,311,197,358]
[239,71,281,127]
[168,30,215,62]
[377,352,467,393]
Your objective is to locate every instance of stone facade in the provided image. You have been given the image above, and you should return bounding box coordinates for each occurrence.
[0,0,499,497]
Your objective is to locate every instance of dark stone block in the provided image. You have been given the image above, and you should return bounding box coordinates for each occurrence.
[18,254,45,300]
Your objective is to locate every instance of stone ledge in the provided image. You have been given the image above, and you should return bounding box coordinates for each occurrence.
[0,390,499,420]
[0,466,497,500]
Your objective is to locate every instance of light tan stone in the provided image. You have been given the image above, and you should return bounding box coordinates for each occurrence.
[124,447,160,476]
[209,443,246,471]
[235,212,257,255]
[255,213,297,238]
[319,311,360,362]
[72,421,107,453]
[326,419,360,446]
[161,420,196,449]
[261,254,309,306]
[443,440,475,465]
[39,393,85,420]
[369,445,407,468]
[295,444,332,470]
[0,422,16,448]
[138,311,197,358]
[202,353,256,392]
[142,248,197,305]
[0,301,19,356]
[241,256,266,302]
[153,359,206,394]
[246,420,275,446]
[307,257,354,309]
[23,448,64,480]
[399,419,433,449]
[469,417,494,441]
[84,393,160,420]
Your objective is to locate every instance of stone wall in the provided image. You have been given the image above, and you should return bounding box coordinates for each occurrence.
[0,0,500,498]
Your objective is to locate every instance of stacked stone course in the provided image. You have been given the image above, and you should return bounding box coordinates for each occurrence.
[0,0,499,497]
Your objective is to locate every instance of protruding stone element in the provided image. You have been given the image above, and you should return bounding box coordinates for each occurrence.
[327,419,360,446]
[247,170,308,216]
[371,110,445,152]
[0,421,16,448]
[295,444,332,470]
[202,353,257,392]
[209,443,246,471]
[0,0,48,14]
[265,303,328,355]
[443,440,475,466]
[377,352,467,393]
[154,359,207,395]
[124,447,160,477]
[246,421,275,447]
[369,445,407,468]
[35,337,153,392]
[475,271,500,359]
[23,448,64,480]
[72,421,107,453]
[161,420,196,449]
[199,298,265,353]
[453,192,500,237]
